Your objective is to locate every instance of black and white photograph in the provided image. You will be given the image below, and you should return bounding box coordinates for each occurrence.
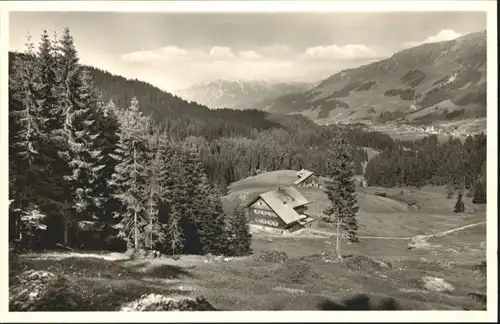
[1,1,497,321]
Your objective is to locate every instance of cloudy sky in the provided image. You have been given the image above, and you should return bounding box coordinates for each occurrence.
[9,11,486,92]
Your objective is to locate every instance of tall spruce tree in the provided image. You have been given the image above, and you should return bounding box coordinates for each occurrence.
[155,136,183,254]
[109,97,149,250]
[9,34,50,242]
[181,137,231,255]
[225,201,252,256]
[177,141,207,254]
[91,100,122,242]
[197,186,228,255]
[165,147,187,254]
[56,28,105,246]
[142,127,168,251]
[322,134,359,259]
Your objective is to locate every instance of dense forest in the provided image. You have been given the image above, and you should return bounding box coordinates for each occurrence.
[9,29,487,255]
[365,133,487,199]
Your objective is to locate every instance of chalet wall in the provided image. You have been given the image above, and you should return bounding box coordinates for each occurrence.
[247,198,285,229]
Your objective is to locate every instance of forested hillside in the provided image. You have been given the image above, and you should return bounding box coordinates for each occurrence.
[9,52,282,142]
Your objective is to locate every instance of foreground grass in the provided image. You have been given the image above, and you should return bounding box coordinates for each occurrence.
[10,221,486,311]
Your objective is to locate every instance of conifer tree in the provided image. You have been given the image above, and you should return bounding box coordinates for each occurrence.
[196,188,228,255]
[34,30,75,247]
[472,179,486,204]
[164,149,187,254]
[454,191,465,213]
[142,127,169,251]
[91,100,122,241]
[9,34,52,242]
[36,30,60,132]
[322,134,359,259]
[56,28,106,245]
[177,141,207,254]
[181,137,233,255]
[109,97,149,250]
[225,201,252,256]
[152,136,182,254]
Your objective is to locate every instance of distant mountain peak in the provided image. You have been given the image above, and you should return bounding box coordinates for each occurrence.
[177,78,315,110]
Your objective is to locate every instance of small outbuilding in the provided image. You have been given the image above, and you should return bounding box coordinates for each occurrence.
[294,169,321,188]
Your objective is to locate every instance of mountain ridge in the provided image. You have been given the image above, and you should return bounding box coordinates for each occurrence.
[176,79,316,110]
[253,30,487,127]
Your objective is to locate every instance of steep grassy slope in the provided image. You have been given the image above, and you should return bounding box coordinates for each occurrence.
[258,31,487,125]
[12,220,487,311]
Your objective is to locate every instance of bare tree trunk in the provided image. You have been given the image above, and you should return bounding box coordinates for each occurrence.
[335,217,342,260]
[133,145,138,250]
[149,195,153,251]
[17,214,23,242]
[63,216,69,246]
[134,210,138,249]
[400,167,404,194]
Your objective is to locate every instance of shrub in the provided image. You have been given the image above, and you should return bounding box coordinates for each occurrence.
[468,292,486,306]
[251,250,288,263]
[273,260,321,284]
[454,192,465,213]
[315,293,401,310]
[472,261,486,276]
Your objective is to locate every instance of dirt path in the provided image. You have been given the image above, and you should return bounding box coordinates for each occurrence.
[302,221,487,240]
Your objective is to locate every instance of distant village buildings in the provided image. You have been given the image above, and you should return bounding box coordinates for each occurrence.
[245,185,318,233]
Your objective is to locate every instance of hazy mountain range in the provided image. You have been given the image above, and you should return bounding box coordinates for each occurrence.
[254,31,486,125]
[176,79,316,110]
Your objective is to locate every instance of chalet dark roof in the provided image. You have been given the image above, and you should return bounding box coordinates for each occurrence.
[294,169,315,185]
[247,185,310,225]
